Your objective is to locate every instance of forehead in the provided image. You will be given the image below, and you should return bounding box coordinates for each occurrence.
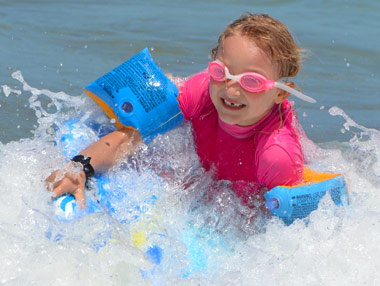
[217,34,278,78]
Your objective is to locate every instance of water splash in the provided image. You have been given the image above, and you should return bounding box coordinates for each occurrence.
[1,84,22,97]
[10,71,86,132]
[329,106,379,185]
[0,73,379,285]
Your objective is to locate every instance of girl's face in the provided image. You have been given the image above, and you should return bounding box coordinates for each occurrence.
[210,34,287,126]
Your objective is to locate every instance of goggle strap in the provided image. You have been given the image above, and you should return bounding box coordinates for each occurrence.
[274,82,316,103]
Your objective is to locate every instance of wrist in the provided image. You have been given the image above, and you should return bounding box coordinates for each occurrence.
[71,155,95,181]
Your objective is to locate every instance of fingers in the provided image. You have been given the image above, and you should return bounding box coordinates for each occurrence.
[74,188,86,209]
[45,170,59,191]
[46,170,87,208]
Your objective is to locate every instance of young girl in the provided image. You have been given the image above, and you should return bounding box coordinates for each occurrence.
[47,13,315,208]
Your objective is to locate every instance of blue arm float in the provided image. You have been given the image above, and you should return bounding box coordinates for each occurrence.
[264,171,348,225]
[84,48,184,142]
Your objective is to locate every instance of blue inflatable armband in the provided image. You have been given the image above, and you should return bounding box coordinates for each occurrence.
[84,48,184,142]
[264,168,348,225]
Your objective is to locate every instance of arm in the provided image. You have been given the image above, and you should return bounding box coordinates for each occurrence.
[80,127,141,173]
[256,143,303,190]
[46,127,142,207]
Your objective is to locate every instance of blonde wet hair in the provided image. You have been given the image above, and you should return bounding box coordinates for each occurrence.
[211,13,305,78]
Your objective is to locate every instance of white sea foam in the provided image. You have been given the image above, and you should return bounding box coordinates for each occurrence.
[0,72,379,285]
[1,84,22,97]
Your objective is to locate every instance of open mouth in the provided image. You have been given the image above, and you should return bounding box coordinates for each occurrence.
[222,98,245,109]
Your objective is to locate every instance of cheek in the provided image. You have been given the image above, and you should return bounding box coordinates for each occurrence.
[265,89,280,105]
[245,90,277,109]
[209,81,223,99]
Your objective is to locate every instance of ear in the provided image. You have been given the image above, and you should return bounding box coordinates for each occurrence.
[274,81,293,104]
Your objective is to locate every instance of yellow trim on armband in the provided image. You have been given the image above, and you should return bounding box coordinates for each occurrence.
[277,167,341,189]
[303,167,340,184]
[84,89,134,132]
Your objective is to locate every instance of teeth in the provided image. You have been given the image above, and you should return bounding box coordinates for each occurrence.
[224,99,244,108]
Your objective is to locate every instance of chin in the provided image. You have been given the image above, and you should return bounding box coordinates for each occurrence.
[218,114,240,125]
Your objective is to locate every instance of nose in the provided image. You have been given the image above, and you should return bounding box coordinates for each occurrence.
[224,79,241,97]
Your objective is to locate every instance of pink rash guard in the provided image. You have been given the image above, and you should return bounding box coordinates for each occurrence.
[178,71,304,203]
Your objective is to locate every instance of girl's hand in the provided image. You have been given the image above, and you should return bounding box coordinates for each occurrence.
[45,166,86,208]
[45,128,142,209]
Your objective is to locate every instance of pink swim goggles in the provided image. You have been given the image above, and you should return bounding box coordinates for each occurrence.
[208,60,316,103]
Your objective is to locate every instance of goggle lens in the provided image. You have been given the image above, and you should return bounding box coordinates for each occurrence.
[208,63,225,81]
[240,75,262,91]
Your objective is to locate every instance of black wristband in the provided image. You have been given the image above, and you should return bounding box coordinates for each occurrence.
[71,155,95,181]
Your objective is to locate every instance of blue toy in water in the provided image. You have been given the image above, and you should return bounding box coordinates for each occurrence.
[53,120,225,278]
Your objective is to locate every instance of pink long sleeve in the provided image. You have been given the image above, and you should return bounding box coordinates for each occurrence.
[256,141,303,190]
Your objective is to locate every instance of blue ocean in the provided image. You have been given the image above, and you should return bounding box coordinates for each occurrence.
[0,1,379,285]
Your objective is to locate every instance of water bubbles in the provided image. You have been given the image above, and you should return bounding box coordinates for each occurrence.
[46,127,55,135]
[148,79,161,88]
[344,58,350,68]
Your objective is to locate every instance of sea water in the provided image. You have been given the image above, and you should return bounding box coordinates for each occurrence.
[1,1,380,285]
